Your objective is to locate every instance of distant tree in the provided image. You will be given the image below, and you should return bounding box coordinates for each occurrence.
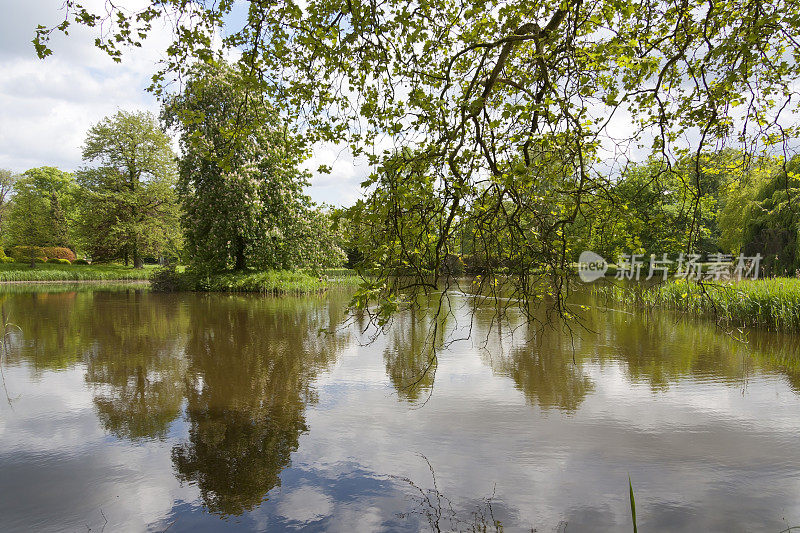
[0,169,17,240]
[163,61,343,271]
[6,167,77,251]
[78,110,181,267]
[716,156,777,255]
[5,180,51,266]
[741,156,800,275]
[20,167,77,248]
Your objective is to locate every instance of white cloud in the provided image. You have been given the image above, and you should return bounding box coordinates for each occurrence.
[0,0,366,206]
[0,0,164,173]
[303,142,371,206]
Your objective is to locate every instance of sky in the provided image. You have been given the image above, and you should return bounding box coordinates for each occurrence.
[0,0,367,207]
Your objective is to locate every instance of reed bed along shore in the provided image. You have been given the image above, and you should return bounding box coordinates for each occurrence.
[0,263,156,282]
[594,278,800,332]
[150,267,362,294]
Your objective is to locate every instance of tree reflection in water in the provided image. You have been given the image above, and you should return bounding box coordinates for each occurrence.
[5,286,800,527]
[383,306,444,403]
[171,294,349,515]
[84,291,189,441]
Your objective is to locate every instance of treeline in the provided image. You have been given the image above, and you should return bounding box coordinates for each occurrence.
[0,112,181,267]
[340,148,800,279]
[576,150,800,276]
[2,63,347,271]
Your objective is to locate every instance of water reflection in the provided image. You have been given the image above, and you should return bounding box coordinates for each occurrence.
[464,292,800,412]
[2,287,800,531]
[383,308,440,403]
[172,295,347,515]
[85,292,189,441]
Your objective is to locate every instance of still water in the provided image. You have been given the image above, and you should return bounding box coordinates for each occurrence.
[1,285,800,532]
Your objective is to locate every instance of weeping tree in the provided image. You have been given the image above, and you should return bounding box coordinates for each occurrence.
[35,0,800,318]
[741,155,800,276]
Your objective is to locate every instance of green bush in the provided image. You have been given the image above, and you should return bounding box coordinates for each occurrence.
[0,257,13,263]
[10,245,45,260]
[47,258,72,264]
[150,266,194,292]
[41,247,76,262]
[34,257,47,263]
[73,259,90,265]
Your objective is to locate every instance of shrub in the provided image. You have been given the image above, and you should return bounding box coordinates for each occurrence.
[41,247,77,262]
[0,257,13,263]
[10,245,45,260]
[73,259,90,265]
[47,258,71,264]
[34,257,47,263]
[150,266,194,292]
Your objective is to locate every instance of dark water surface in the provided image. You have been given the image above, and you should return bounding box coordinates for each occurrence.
[1,286,800,532]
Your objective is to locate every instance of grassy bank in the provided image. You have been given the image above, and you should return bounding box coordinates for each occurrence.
[151,267,361,294]
[0,263,156,282]
[595,278,800,332]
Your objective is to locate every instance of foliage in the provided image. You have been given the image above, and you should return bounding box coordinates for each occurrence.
[47,258,72,264]
[77,110,182,267]
[716,156,777,254]
[36,0,800,322]
[0,169,17,238]
[6,175,62,260]
[162,61,344,272]
[10,246,44,260]
[149,265,192,292]
[6,167,78,250]
[41,246,77,261]
[350,149,448,280]
[9,245,77,263]
[149,267,358,294]
[740,155,800,275]
[597,278,800,332]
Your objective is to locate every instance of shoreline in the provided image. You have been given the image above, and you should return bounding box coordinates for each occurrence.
[0,279,151,285]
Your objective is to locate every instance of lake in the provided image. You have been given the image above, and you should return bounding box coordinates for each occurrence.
[1,285,800,532]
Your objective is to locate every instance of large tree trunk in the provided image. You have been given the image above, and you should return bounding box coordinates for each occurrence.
[133,241,143,269]
[234,235,246,271]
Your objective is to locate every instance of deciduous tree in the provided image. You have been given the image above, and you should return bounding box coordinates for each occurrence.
[78,110,181,267]
[36,0,800,317]
[162,61,344,271]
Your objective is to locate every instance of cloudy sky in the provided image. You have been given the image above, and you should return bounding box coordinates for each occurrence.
[0,0,367,207]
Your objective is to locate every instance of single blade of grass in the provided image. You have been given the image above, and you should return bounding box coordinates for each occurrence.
[629,475,638,533]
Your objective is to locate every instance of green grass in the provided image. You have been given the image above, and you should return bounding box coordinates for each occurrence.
[650,278,800,331]
[595,278,800,332]
[0,262,156,282]
[152,267,362,294]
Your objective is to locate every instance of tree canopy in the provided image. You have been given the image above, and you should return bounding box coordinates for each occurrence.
[162,61,344,272]
[35,0,800,316]
[78,110,181,267]
[6,167,77,252]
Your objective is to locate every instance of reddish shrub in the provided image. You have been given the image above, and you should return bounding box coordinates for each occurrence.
[41,247,76,262]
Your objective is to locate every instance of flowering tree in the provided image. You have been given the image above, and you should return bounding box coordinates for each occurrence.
[162,62,344,271]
